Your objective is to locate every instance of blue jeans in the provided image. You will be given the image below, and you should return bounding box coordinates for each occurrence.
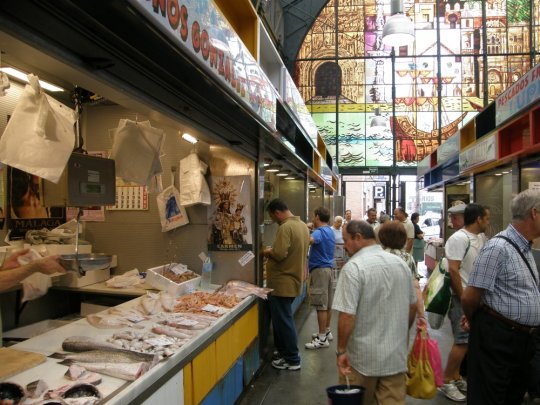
[268,295,300,365]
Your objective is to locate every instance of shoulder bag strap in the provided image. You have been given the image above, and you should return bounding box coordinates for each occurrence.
[495,235,538,287]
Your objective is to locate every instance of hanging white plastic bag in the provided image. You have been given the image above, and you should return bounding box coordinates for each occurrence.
[109,119,165,185]
[157,185,189,232]
[179,151,211,206]
[0,74,76,183]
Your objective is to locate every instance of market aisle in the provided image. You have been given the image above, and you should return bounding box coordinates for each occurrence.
[238,266,539,405]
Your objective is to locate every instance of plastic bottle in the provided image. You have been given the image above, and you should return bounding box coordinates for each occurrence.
[201,255,212,290]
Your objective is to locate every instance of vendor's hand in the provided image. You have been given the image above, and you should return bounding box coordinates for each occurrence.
[337,353,351,377]
[460,315,470,332]
[2,248,30,270]
[29,255,66,275]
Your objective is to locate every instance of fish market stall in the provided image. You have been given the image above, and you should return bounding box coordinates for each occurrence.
[0,283,263,405]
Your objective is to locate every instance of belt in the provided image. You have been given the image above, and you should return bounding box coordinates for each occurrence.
[480,304,539,335]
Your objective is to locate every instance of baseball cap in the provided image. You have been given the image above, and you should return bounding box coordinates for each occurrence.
[448,203,466,214]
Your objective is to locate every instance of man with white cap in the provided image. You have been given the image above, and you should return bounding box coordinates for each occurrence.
[438,203,490,402]
[448,203,466,230]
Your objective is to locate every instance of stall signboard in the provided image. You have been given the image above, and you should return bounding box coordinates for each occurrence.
[283,69,318,146]
[208,176,252,251]
[437,132,459,166]
[459,132,497,173]
[496,62,540,126]
[129,0,277,132]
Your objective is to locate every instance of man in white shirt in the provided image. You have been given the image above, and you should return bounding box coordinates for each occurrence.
[438,203,490,402]
[366,208,378,228]
[393,207,414,253]
[333,220,416,405]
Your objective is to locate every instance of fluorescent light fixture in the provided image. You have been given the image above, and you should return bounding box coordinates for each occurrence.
[285,175,296,180]
[266,164,281,173]
[495,173,503,176]
[181,133,198,144]
[276,171,289,177]
[0,67,64,92]
[502,171,510,174]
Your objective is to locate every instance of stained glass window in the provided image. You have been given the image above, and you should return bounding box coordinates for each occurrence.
[296,0,539,169]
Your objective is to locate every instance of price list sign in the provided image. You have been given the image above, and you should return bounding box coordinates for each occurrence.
[108,186,148,211]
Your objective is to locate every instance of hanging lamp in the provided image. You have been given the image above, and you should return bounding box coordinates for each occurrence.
[382,0,415,48]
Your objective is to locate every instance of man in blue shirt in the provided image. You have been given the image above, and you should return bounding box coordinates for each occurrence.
[305,207,336,349]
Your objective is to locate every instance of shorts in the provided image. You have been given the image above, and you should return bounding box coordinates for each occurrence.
[448,294,468,344]
[308,267,333,310]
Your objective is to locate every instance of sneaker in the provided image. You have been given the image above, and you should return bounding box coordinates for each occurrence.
[305,336,330,349]
[271,358,301,370]
[438,383,466,402]
[453,378,467,393]
[272,350,281,361]
[311,330,334,341]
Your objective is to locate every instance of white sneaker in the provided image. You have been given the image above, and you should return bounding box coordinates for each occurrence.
[453,378,467,393]
[271,358,301,370]
[311,330,334,341]
[438,383,466,402]
[305,336,330,349]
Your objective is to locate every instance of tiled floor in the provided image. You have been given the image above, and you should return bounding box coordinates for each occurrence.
[238,264,538,405]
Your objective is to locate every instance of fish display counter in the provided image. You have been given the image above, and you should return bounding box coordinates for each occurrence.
[1,284,263,405]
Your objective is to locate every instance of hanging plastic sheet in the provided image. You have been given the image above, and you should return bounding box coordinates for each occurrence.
[109,119,165,185]
[179,151,211,206]
[0,74,76,183]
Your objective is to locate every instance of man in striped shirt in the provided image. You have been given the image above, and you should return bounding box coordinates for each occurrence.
[333,220,417,405]
[462,189,540,404]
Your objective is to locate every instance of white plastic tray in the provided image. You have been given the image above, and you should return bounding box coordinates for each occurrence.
[146,263,200,297]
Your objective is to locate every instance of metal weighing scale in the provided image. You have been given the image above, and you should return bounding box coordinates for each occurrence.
[44,153,116,276]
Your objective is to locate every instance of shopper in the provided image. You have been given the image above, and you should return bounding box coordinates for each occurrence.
[411,212,425,268]
[305,207,335,350]
[393,207,414,253]
[366,208,378,229]
[448,203,466,230]
[377,220,425,327]
[343,209,352,227]
[263,199,310,371]
[462,189,540,405]
[332,216,344,244]
[333,220,416,405]
[438,203,490,402]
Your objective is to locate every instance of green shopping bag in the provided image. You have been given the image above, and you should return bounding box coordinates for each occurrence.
[424,258,451,316]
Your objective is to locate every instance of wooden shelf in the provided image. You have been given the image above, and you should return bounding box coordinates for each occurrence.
[430,151,437,168]
[499,114,530,158]
[460,120,476,150]
[214,0,258,58]
[532,105,540,145]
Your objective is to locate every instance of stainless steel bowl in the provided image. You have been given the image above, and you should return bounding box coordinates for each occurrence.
[59,253,112,275]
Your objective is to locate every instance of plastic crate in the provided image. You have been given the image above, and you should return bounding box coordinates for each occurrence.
[146,263,201,297]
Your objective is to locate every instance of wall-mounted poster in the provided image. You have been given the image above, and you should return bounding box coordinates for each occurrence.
[208,176,252,251]
[8,166,65,238]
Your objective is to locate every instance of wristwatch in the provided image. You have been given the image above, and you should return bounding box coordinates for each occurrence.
[336,350,346,357]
